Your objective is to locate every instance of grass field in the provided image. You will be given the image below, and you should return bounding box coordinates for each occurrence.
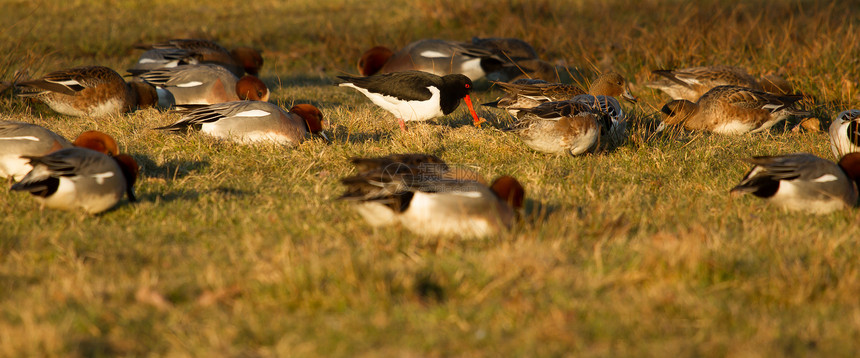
[3,0,860,356]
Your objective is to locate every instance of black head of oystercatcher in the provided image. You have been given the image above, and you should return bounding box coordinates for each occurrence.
[337,70,482,131]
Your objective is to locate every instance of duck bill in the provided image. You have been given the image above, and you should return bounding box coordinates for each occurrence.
[622,88,638,103]
[463,94,484,128]
[318,131,331,143]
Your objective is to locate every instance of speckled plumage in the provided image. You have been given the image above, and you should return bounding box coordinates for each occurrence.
[16,66,143,117]
[660,85,805,134]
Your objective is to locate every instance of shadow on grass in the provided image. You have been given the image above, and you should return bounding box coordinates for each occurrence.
[329,124,391,144]
[134,154,210,181]
[283,98,346,109]
[137,186,251,204]
[263,74,335,89]
[522,198,560,224]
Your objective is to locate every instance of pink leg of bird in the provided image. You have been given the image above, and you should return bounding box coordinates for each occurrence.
[398,118,407,132]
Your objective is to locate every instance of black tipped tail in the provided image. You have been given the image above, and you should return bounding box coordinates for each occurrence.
[11,177,59,198]
[153,121,190,131]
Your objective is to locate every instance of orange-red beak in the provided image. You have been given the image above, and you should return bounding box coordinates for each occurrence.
[463,94,484,128]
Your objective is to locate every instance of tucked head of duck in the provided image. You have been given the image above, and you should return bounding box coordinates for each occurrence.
[660,99,697,126]
[236,75,269,102]
[113,153,139,202]
[490,175,525,209]
[73,131,119,156]
[231,47,264,76]
[358,46,394,76]
[290,104,328,142]
[839,152,860,186]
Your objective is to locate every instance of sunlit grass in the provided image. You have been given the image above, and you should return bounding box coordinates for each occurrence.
[2,0,860,356]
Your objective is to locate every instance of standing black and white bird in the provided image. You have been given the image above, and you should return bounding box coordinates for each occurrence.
[337,71,482,131]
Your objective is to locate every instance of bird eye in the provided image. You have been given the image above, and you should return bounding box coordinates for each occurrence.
[465,84,471,89]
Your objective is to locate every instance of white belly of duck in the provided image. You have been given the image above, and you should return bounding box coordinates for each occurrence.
[399,190,508,238]
[354,202,399,227]
[520,119,600,155]
[37,177,123,214]
[769,181,853,214]
[712,121,756,135]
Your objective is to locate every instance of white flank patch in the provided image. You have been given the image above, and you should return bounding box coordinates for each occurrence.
[91,171,115,184]
[138,58,157,64]
[813,174,839,183]
[234,110,270,117]
[459,58,485,81]
[450,191,483,198]
[419,50,449,58]
[239,132,294,145]
[176,81,203,88]
[747,166,766,178]
[0,136,40,141]
[400,191,499,238]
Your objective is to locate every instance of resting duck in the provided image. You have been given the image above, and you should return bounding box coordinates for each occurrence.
[510,100,613,155]
[357,39,505,81]
[338,154,524,237]
[1,124,121,181]
[11,143,139,214]
[484,72,637,117]
[156,102,327,145]
[131,38,263,76]
[647,66,793,101]
[136,64,269,106]
[16,66,159,117]
[731,153,860,214]
[659,85,806,134]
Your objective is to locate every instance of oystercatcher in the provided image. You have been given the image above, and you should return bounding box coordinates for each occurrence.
[337,70,482,131]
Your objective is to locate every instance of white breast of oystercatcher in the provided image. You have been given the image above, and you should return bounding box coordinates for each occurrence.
[337,71,481,130]
[341,83,443,122]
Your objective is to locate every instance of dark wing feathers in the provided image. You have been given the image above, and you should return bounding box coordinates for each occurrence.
[338,71,439,101]
[492,81,585,100]
[339,154,456,211]
[155,106,226,131]
[518,100,595,120]
[350,153,448,173]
